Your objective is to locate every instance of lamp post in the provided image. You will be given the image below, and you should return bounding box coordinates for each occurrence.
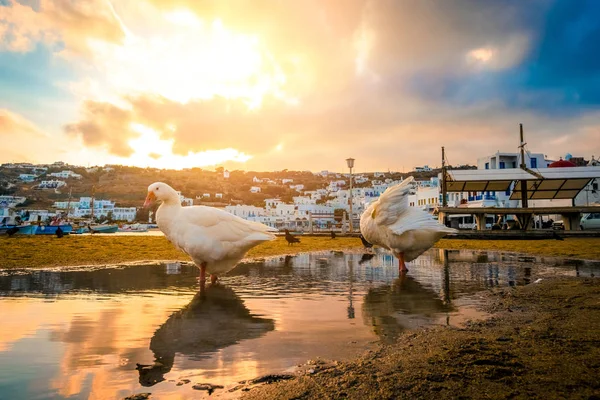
[346,157,355,233]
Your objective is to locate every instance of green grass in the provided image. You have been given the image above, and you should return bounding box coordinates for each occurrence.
[1,235,599,269]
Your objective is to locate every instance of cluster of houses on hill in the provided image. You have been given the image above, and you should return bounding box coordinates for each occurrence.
[224,176,441,231]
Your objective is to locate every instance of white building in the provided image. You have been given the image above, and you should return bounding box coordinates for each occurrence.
[265,198,282,209]
[290,184,304,192]
[225,204,265,218]
[215,193,223,199]
[223,170,230,179]
[19,174,37,182]
[354,175,369,184]
[282,178,294,184]
[250,186,261,193]
[292,196,316,205]
[38,180,66,189]
[0,195,26,207]
[48,170,82,179]
[113,207,137,221]
[415,165,432,172]
[176,191,194,206]
[477,151,548,170]
[53,197,137,221]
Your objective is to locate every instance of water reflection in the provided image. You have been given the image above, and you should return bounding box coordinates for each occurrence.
[0,249,598,399]
[362,273,454,342]
[138,285,274,386]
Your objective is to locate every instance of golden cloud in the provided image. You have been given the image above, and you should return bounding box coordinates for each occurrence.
[0,0,125,55]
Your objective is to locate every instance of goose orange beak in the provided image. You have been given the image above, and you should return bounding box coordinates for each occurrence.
[143,191,156,208]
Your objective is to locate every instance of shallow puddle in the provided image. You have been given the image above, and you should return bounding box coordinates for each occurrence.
[0,249,598,399]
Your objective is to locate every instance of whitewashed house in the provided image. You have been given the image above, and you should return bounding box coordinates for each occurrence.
[38,180,66,189]
[250,186,261,193]
[225,205,265,218]
[19,174,37,182]
[48,170,82,179]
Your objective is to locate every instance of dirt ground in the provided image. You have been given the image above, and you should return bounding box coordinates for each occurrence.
[243,277,600,400]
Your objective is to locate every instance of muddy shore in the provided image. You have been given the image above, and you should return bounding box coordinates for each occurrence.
[243,277,600,399]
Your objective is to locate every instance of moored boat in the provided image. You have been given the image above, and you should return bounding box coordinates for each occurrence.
[89,224,119,234]
[0,224,38,235]
[35,224,73,235]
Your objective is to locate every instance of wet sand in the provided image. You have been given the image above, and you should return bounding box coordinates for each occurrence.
[243,277,600,399]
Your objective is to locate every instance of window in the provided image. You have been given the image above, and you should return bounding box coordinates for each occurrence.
[512,161,517,168]
[499,161,505,169]
[485,162,489,169]
[531,158,537,168]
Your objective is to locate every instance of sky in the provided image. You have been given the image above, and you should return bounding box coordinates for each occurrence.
[1,0,599,173]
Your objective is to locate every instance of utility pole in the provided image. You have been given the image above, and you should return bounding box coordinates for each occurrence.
[519,124,529,208]
[346,158,355,233]
[441,146,447,207]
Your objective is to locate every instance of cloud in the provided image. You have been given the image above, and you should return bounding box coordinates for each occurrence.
[0,0,126,55]
[0,108,67,163]
[64,101,136,157]
[5,0,600,170]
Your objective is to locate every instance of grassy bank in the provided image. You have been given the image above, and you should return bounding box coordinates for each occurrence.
[0,235,363,269]
[436,237,600,260]
[1,235,599,269]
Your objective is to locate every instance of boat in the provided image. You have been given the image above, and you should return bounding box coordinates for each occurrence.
[90,224,119,234]
[0,224,38,235]
[118,223,149,233]
[35,224,73,235]
[74,224,119,234]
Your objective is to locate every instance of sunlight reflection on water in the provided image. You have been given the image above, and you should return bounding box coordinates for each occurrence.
[0,249,598,399]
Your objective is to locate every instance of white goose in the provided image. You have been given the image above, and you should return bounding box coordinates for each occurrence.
[360,177,456,273]
[144,182,276,285]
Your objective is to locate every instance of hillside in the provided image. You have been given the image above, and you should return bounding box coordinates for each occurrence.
[0,164,474,210]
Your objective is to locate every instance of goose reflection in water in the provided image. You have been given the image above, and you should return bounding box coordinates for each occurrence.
[362,273,454,343]
[137,285,275,386]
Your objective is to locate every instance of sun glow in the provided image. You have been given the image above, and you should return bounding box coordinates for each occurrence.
[88,9,289,108]
[124,123,251,169]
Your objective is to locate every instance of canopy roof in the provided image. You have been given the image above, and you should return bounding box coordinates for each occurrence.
[445,167,600,200]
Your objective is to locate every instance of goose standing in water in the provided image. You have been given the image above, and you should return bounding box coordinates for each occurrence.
[360,177,456,273]
[144,182,276,287]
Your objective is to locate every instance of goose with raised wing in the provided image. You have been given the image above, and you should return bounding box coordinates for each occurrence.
[360,177,456,273]
[144,182,277,286]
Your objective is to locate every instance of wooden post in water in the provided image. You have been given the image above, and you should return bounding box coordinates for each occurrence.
[441,146,447,207]
[519,124,529,208]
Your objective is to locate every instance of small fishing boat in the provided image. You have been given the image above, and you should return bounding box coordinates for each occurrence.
[118,223,148,233]
[74,224,119,234]
[35,224,73,235]
[90,224,119,234]
[0,224,38,235]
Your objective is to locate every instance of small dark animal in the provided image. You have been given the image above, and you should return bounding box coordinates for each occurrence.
[552,231,564,241]
[6,226,19,236]
[56,226,64,238]
[359,234,373,251]
[330,230,336,239]
[284,229,300,245]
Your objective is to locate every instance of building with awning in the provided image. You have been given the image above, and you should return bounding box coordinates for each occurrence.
[439,166,600,230]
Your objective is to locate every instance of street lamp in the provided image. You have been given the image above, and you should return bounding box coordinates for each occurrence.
[346,157,355,233]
